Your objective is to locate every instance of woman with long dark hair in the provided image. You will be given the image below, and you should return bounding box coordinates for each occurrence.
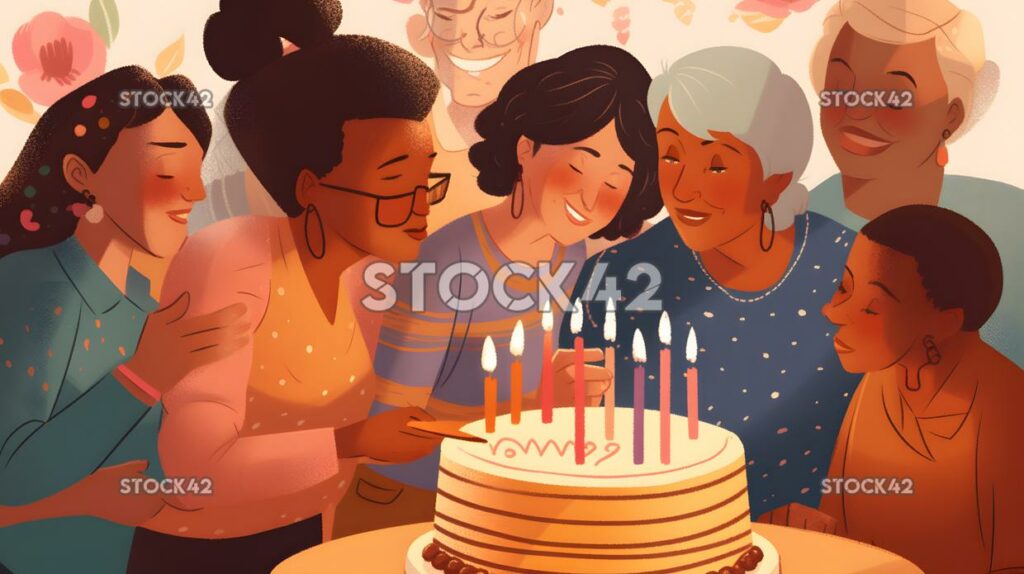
[335,44,663,537]
[0,67,248,573]
[126,1,446,571]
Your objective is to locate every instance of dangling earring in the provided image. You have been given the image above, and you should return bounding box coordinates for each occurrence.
[907,335,942,391]
[82,190,104,224]
[304,204,326,260]
[936,129,951,167]
[510,167,525,219]
[759,200,775,252]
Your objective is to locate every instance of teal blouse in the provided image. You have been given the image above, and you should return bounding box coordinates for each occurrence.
[810,174,1024,367]
[0,238,162,574]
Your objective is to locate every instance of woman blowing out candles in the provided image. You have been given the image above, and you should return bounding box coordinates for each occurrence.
[125,1,444,572]
[762,205,1024,574]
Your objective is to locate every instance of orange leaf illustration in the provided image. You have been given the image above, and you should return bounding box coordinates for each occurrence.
[0,89,39,124]
[155,35,185,76]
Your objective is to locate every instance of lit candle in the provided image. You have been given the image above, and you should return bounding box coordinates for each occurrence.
[570,298,585,465]
[482,336,498,433]
[510,320,525,424]
[659,312,672,464]
[686,327,699,439]
[632,329,647,465]
[603,298,616,440]
[540,300,554,423]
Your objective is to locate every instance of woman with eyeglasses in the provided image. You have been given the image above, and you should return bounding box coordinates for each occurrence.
[331,44,662,538]
[124,2,447,572]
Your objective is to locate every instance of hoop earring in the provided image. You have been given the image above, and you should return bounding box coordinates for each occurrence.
[759,200,775,252]
[304,204,326,260]
[511,170,525,219]
[936,129,951,167]
[907,335,942,391]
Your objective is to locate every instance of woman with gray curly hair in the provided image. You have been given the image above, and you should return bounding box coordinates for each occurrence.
[568,46,861,520]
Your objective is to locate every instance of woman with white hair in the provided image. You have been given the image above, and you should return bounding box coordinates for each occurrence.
[566,46,861,519]
[808,0,1023,366]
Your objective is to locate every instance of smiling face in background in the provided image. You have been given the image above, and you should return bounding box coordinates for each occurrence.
[655,101,785,253]
[305,118,436,262]
[822,235,944,373]
[519,120,634,246]
[73,109,205,258]
[820,25,961,180]
[424,0,551,108]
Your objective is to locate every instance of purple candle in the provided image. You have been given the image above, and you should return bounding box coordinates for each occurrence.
[632,329,647,465]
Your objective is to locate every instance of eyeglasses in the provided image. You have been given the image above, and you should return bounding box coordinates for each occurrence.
[319,173,450,228]
[425,0,530,48]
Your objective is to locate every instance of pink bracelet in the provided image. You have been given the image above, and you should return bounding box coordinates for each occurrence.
[116,364,161,402]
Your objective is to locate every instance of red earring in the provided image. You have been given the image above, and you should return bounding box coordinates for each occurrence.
[936,129,951,167]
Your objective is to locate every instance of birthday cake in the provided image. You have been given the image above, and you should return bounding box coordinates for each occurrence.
[405,407,779,574]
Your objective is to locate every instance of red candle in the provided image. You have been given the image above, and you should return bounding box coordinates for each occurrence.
[482,336,497,433]
[571,299,585,465]
[686,327,699,440]
[659,312,672,465]
[540,300,554,423]
[510,320,525,424]
[603,298,616,440]
[632,329,647,465]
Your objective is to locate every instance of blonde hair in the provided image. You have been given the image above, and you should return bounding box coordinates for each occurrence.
[810,0,996,142]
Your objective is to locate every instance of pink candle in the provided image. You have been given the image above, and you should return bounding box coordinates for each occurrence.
[658,312,671,465]
[571,299,585,465]
[686,327,699,439]
[632,329,647,465]
[540,301,554,423]
[603,298,616,440]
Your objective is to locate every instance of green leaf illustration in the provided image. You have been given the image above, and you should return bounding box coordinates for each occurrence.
[89,0,120,47]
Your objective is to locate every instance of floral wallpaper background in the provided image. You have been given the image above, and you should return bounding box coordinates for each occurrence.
[1,0,1022,189]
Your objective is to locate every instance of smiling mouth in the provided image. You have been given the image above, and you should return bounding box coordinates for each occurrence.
[564,201,591,227]
[839,126,893,156]
[834,337,854,354]
[167,210,191,225]
[675,208,712,227]
[404,226,428,241]
[448,53,506,77]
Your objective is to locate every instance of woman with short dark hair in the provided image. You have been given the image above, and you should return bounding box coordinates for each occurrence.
[769,205,1024,574]
[336,44,661,537]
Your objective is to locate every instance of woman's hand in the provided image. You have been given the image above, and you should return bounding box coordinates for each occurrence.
[125,292,250,395]
[69,460,166,526]
[756,502,837,534]
[335,407,443,464]
[552,348,612,407]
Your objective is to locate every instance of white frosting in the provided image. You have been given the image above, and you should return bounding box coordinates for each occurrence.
[443,407,745,488]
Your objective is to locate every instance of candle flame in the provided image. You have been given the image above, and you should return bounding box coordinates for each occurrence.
[482,336,497,373]
[632,329,647,363]
[686,327,698,363]
[603,298,616,342]
[658,311,671,346]
[510,320,525,357]
[541,299,553,332]
[570,298,583,334]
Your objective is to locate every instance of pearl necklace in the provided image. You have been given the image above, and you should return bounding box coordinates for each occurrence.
[691,213,810,304]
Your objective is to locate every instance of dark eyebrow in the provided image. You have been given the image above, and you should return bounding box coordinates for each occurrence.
[887,70,917,88]
[377,154,409,169]
[574,146,601,158]
[618,164,633,175]
[701,140,741,155]
[427,152,438,159]
[869,280,901,302]
[436,1,474,14]
[830,57,851,69]
[148,141,187,148]
[656,128,679,136]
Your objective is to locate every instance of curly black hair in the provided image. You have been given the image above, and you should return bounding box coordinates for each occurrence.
[469,45,661,240]
[205,0,439,217]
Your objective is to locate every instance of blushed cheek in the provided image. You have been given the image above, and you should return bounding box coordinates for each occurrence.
[542,164,578,196]
[821,105,845,128]
[592,189,629,227]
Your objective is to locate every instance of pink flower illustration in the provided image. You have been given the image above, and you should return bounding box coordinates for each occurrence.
[735,0,819,19]
[13,12,107,106]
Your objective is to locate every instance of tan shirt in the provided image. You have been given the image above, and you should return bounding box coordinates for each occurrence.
[820,343,1024,574]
